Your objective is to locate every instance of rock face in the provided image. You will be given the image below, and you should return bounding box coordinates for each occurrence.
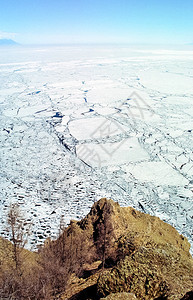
[58,198,193,299]
[97,246,191,299]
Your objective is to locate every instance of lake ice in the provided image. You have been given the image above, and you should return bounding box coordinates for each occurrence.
[0,45,192,253]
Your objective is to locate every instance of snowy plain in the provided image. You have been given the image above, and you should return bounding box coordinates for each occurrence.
[0,45,193,253]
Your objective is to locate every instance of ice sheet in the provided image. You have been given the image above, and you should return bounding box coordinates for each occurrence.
[0,45,192,253]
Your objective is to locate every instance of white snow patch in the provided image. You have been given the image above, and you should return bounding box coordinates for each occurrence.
[123,161,188,186]
[69,117,128,140]
[76,138,149,167]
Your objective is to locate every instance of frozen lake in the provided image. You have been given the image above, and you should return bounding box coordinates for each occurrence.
[0,45,193,252]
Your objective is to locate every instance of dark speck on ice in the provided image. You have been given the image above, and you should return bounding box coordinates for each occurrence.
[53,112,63,118]
[28,91,41,95]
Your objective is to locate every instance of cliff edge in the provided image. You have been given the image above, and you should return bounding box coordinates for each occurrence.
[58,198,193,299]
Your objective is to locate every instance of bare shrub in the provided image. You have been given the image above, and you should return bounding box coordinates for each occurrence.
[93,201,116,269]
[6,203,31,272]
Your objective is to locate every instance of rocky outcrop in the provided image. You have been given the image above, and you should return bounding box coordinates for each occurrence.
[97,245,192,299]
[1,198,193,299]
[57,198,193,299]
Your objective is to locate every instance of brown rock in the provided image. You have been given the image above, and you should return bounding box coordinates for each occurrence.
[100,292,137,299]
[57,198,193,299]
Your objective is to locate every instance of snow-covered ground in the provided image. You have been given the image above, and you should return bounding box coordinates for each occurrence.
[0,45,193,252]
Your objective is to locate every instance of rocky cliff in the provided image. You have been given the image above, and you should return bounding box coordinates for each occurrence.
[1,198,193,299]
[58,198,193,300]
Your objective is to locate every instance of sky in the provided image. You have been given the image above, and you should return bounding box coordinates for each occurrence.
[0,0,193,45]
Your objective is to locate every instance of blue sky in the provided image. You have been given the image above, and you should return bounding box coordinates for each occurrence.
[0,0,193,44]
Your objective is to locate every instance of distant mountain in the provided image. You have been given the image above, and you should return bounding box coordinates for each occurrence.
[0,39,19,46]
